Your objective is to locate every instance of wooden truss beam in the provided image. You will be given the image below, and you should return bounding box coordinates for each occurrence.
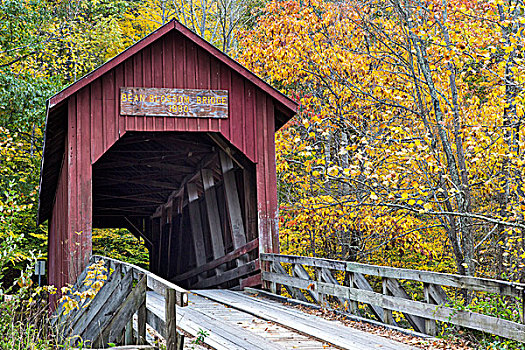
[187,183,207,280]
[219,151,248,265]
[201,168,226,273]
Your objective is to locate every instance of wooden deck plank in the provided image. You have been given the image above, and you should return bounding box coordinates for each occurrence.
[147,288,415,350]
[194,289,416,350]
[188,300,337,350]
[147,291,286,350]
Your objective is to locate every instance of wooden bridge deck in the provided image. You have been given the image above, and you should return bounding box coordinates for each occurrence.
[147,289,415,350]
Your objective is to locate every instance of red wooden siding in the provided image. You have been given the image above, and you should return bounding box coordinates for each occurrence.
[83,30,271,166]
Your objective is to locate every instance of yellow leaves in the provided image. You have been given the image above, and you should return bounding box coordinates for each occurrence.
[60,260,108,317]
[370,192,379,201]
[327,166,339,176]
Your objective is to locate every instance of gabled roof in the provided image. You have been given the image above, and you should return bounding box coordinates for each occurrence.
[47,20,298,114]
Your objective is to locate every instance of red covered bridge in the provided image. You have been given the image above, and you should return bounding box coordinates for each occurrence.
[37,19,297,291]
[37,20,525,350]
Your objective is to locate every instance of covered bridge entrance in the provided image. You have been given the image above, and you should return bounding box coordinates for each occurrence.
[37,20,297,292]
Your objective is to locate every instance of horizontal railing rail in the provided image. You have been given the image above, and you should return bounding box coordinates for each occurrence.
[261,253,525,343]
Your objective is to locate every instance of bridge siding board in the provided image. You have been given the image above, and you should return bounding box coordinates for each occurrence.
[187,183,207,276]
[94,275,147,346]
[68,264,124,337]
[81,270,135,342]
[201,169,226,273]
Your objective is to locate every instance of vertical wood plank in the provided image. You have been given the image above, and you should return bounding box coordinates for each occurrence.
[67,96,77,283]
[243,168,257,243]
[201,169,226,272]
[219,151,248,265]
[150,217,161,274]
[142,45,154,130]
[158,208,167,277]
[153,40,164,131]
[91,78,104,162]
[123,56,134,132]
[175,202,185,276]
[382,278,394,325]
[185,38,198,131]
[245,83,256,160]
[266,97,279,252]
[124,319,133,345]
[197,47,210,131]
[348,273,358,314]
[254,89,269,287]
[80,86,93,278]
[134,52,144,131]
[174,33,185,131]
[315,267,324,306]
[164,33,175,130]
[137,300,146,345]
[115,64,125,139]
[230,72,244,149]
[218,63,231,139]
[424,283,437,335]
[209,58,221,132]
[102,70,116,152]
[187,183,207,279]
[165,289,177,350]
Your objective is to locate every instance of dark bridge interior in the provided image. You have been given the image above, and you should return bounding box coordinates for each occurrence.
[92,132,259,288]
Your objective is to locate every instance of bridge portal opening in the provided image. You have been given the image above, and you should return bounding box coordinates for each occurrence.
[92,132,259,288]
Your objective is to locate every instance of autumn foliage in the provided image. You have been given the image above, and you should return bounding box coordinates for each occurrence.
[1,0,525,346]
[239,0,525,281]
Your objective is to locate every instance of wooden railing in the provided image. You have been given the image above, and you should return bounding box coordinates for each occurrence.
[55,255,188,350]
[261,253,525,342]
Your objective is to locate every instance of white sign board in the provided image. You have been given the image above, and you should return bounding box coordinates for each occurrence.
[34,260,46,276]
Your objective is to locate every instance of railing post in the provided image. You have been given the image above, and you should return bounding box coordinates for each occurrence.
[124,319,133,345]
[137,300,146,345]
[520,289,525,324]
[522,289,525,324]
[423,283,437,336]
[348,272,358,315]
[165,289,177,350]
[270,262,278,294]
[316,267,325,307]
[382,278,393,325]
